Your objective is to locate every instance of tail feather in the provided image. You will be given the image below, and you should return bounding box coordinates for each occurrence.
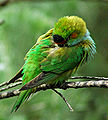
[11,89,32,113]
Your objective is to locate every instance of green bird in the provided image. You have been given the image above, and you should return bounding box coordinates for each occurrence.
[10,16,96,112]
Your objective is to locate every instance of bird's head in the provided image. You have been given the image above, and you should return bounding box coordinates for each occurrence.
[53,16,91,47]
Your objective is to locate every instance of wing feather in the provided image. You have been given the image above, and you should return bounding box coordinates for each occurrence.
[20,45,87,90]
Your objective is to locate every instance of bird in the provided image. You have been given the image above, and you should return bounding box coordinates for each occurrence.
[10,16,96,112]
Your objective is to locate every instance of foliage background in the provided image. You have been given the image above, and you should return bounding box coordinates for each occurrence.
[0,0,108,120]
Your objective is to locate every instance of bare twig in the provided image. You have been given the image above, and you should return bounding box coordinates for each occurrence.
[1,79,108,99]
[1,76,106,89]
[70,76,108,80]
[0,89,20,99]
[52,89,73,111]
[1,76,108,92]
[0,82,22,92]
[0,78,22,88]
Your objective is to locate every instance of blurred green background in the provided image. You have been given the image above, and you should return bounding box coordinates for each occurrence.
[0,0,108,120]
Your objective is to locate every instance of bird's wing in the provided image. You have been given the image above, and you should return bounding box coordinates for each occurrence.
[20,45,87,90]
[11,29,54,112]
[40,47,83,73]
[21,29,56,85]
[7,29,53,85]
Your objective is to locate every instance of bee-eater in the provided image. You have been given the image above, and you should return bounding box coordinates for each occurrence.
[10,16,96,112]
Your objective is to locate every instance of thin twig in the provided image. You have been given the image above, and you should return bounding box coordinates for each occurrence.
[0,89,20,99]
[15,78,22,82]
[1,76,108,93]
[0,82,22,92]
[70,76,108,80]
[0,78,22,88]
[52,89,73,111]
[0,76,108,90]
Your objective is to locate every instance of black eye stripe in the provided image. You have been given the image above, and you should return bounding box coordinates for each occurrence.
[53,35,64,43]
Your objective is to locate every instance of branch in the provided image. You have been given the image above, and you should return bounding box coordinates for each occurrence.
[1,76,108,89]
[0,78,22,88]
[1,79,108,99]
[0,82,22,92]
[70,76,108,80]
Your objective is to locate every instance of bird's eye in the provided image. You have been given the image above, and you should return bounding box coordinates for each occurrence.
[71,32,78,39]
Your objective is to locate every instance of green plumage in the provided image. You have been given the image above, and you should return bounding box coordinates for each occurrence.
[11,16,96,112]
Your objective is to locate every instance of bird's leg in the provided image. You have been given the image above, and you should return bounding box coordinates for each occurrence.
[52,89,74,111]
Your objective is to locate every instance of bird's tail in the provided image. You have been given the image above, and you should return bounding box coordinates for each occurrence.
[11,89,32,113]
